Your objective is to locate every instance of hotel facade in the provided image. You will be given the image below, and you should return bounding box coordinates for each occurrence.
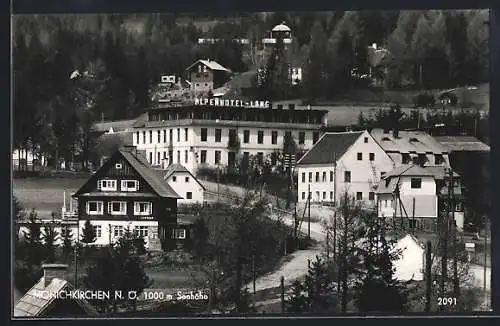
[131,99,328,174]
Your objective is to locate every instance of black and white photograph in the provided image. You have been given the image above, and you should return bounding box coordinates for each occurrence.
[12,9,491,317]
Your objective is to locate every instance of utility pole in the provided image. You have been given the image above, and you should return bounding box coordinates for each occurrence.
[333,211,337,261]
[307,183,311,240]
[280,276,285,313]
[450,169,460,309]
[425,241,432,312]
[326,231,330,260]
[484,217,488,308]
[252,254,256,308]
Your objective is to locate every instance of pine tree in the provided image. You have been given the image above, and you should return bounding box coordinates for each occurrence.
[61,224,74,259]
[354,216,409,313]
[42,213,60,263]
[81,219,97,244]
[23,209,43,266]
[191,217,209,260]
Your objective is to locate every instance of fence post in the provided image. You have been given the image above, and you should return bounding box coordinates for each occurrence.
[280,276,285,313]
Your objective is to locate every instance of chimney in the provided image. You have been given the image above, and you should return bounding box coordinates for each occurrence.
[43,264,68,287]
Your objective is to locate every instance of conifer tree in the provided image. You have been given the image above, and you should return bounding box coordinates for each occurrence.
[42,213,60,263]
[61,224,74,259]
[81,219,97,244]
[23,209,43,266]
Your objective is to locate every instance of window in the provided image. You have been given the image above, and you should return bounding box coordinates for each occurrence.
[177,151,180,164]
[115,163,122,169]
[322,172,326,182]
[271,131,278,144]
[369,192,375,201]
[201,128,208,141]
[135,226,148,237]
[243,130,250,143]
[357,152,363,161]
[384,200,388,208]
[163,130,167,143]
[177,128,181,142]
[323,192,326,200]
[402,153,411,164]
[364,137,368,143]
[330,192,333,201]
[344,171,351,183]
[308,172,312,183]
[215,150,221,164]
[299,132,305,145]
[302,173,305,183]
[95,225,102,238]
[186,192,193,199]
[157,152,161,165]
[169,129,173,143]
[135,132,139,145]
[215,129,222,142]
[149,131,153,143]
[258,131,264,144]
[108,201,127,215]
[316,191,320,201]
[173,228,186,239]
[157,130,161,143]
[301,192,305,200]
[200,150,207,163]
[257,152,264,164]
[172,176,177,182]
[435,154,444,165]
[121,180,139,192]
[356,192,363,200]
[149,152,153,164]
[243,152,250,164]
[134,202,152,216]
[185,176,190,183]
[381,171,386,178]
[142,131,146,144]
[313,132,320,144]
[285,131,292,141]
[113,225,123,237]
[86,201,103,215]
[330,171,334,182]
[369,153,375,161]
[411,178,422,189]
[184,128,188,141]
[98,180,117,191]
[315,172,320,182]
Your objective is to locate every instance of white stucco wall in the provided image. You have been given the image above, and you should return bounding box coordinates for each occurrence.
[166,171,204,204]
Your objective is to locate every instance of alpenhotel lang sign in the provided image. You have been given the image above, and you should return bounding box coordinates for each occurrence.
[194,98,271,109]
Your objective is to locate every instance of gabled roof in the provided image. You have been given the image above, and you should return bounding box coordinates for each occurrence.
[73,147,181,199]
[297,131,364,165]
[185,59,232,73]
[14,278,98,317]
[433,136,490,152]
[371,129,448,155]
[160,164,206,191]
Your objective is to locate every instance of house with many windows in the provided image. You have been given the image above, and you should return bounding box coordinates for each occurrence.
[376,165,464,231]
[160,163,205,204]
[185,59,232,95]
[296,130,395,206]
[71,146,183,250]
[131,100,328,174]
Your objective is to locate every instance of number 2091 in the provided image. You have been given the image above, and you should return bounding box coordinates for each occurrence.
[437,297,457,306]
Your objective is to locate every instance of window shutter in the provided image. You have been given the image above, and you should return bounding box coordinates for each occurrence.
[108,202,112,213]
[97,180,102,190]
[135,181,139,191]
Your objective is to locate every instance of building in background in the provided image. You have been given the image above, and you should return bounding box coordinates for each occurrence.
[71,146,182,250]
[184,59,232,95]
[132,100,328,174]
[160,163,205,205]
[377,165,464,232]
[296,130,394,206]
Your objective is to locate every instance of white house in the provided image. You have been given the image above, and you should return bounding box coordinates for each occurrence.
[296,130,395,206]
[393,234,425,281]
[160,163,205,204]
[377,165,464,231]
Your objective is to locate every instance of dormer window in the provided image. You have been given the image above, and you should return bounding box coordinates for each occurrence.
[98,180,117,191]
[402,153,411,164]
[409,137,419,142]
[435,154,444,165]
[121,180,139,192]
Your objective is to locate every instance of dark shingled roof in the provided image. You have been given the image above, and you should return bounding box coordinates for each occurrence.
[119,148,182,199]
[297,132,363,165]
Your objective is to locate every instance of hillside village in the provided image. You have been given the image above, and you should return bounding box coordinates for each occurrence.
[13,11,491,316]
